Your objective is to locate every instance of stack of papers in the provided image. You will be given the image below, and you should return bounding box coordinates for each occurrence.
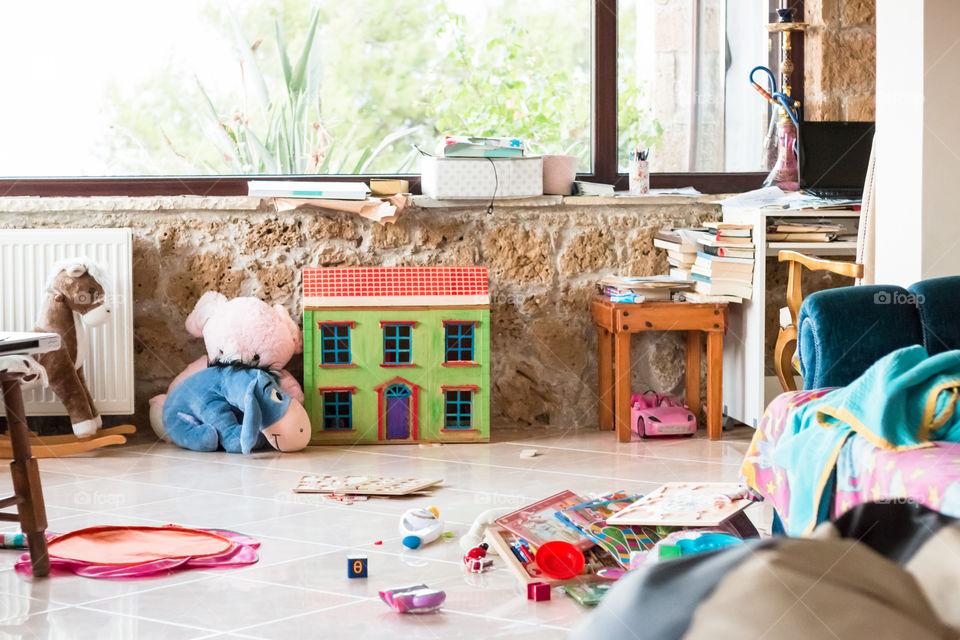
[720,186,860,210]
[598,275,692,303]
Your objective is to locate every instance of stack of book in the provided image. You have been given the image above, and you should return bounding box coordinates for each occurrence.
[598,275,691,303]
[440,136,524,158]
[686,222,755,302]
[766,222,844,242]
[652,228,702,279]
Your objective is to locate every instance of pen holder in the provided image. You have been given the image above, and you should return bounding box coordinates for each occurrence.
[629,159,649,194]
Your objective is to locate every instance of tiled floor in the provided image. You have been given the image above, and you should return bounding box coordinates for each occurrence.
[0,426,766,638]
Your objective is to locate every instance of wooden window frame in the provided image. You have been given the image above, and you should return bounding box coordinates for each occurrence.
[0,0,800,197]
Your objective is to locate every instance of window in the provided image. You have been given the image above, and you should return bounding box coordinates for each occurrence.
[444,323,475,363]
[618,0,771,172]
[3,1,590,178]
[444,390,473,429]
[322,391,353,430]
[2,2,781,194]
[320,323,351,365]
[382,323,413,365]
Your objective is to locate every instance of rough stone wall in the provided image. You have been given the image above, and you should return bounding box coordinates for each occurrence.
[804,0,876,121]
[0,196,722,431]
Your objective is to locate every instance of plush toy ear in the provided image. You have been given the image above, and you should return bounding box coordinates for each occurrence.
[240,377,264,455]
[185,291,228,337]
[65,263,88,278]
[274,304,303,354]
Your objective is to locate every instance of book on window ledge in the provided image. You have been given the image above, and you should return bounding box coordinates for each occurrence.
[441,136,525,157]
[573,181,616,196]
[248,180,370,200]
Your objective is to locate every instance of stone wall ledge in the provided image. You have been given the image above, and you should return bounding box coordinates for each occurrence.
[413,194,726,208]
[0,193,727,216]
[0,196,267,214]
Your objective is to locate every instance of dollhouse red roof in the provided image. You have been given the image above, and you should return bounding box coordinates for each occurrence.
[302,267,489,307]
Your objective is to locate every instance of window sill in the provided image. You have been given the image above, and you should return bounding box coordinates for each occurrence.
[442,361,480,368]
[411,193,725,209]
[380,363,416,368]
[440,428,479,433]
[319,363,356,369]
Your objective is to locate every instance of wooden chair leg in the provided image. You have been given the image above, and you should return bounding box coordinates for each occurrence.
[1,378,49,577]
[775,327,799,393]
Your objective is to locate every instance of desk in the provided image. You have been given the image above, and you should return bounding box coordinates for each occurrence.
[592,299,729,442]
[720,205,859,427]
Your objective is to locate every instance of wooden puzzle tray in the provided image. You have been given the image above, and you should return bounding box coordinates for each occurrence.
[293,474,443,496]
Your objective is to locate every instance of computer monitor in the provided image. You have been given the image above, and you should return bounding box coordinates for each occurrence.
[798,121,875,197]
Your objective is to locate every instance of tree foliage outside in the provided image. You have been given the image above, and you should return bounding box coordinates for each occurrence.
[101,0,662,175]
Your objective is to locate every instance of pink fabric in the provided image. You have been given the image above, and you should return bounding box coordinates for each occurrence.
[742,390,960,525]
[15,526,259,580]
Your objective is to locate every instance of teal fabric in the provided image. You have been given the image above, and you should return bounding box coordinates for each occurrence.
[162,365,293,454]
[909,276,960,355]
[774,345,960,535]
[798,285,923,390]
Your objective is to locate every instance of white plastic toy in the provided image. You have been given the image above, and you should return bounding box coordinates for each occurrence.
[399,506,443,549]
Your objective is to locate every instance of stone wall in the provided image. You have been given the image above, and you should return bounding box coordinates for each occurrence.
[804,0,876,121]
[0,196,722,431]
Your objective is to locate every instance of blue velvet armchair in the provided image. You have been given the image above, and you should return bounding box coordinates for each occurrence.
[797,275,960,389]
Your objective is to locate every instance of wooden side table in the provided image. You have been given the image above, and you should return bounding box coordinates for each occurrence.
[592,298,729,442]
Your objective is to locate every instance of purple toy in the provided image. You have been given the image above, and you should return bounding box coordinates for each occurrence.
[379,584,446,614]
[631,392,697,438]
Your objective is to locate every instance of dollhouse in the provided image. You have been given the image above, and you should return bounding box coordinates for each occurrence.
[302,266,490,444]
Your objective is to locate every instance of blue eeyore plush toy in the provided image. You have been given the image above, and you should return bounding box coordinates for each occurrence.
[161,364,311,454]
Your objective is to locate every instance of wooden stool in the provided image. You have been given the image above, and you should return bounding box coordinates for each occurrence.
[592,298,729,442]
[0,373,50,577]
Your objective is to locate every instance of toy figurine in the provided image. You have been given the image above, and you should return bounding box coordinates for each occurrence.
[399,506,443,549]
[462,542,492,573]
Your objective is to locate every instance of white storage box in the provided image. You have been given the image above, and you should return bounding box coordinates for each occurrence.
[420,156,543,199]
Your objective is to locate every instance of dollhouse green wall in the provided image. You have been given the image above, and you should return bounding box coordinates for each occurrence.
[303,307,490,444]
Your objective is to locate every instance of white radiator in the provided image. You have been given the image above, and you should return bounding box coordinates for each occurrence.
[0,228,135,415]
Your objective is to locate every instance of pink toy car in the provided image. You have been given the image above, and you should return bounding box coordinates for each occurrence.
[631,392,696,438]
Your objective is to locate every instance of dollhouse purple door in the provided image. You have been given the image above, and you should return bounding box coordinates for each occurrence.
[385,384,411,439]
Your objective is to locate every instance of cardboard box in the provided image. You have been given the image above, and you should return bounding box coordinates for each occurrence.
[420,156,543,199]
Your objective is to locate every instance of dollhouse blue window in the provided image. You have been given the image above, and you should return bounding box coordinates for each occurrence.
[444,390,473,429]
[444,323,475,362]
[320,324,351,365]
[322,391,352,430]
[382,323,412,364]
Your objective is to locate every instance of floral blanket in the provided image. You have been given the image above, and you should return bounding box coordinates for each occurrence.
[742,389,960,531]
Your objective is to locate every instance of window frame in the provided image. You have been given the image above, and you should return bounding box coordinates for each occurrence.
[319,322,353,366]
[381,322,414,367]
[321,388,355,431]
[0,0,801,196]
[443,321,476,364]
[442,387,475,430]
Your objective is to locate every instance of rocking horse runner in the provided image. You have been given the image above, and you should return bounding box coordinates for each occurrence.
[1,258,134,458]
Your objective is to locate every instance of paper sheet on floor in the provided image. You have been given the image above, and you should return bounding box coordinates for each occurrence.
[274,194,406,224]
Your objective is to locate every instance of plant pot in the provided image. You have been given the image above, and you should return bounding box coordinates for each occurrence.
[541,155,579,195]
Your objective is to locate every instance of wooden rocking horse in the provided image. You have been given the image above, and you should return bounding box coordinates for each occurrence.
[0,259,134,458]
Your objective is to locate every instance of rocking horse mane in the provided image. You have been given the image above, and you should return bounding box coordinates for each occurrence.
[46,257,111,296]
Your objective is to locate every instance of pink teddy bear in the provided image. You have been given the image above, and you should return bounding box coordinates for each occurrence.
[149,291,304,441]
